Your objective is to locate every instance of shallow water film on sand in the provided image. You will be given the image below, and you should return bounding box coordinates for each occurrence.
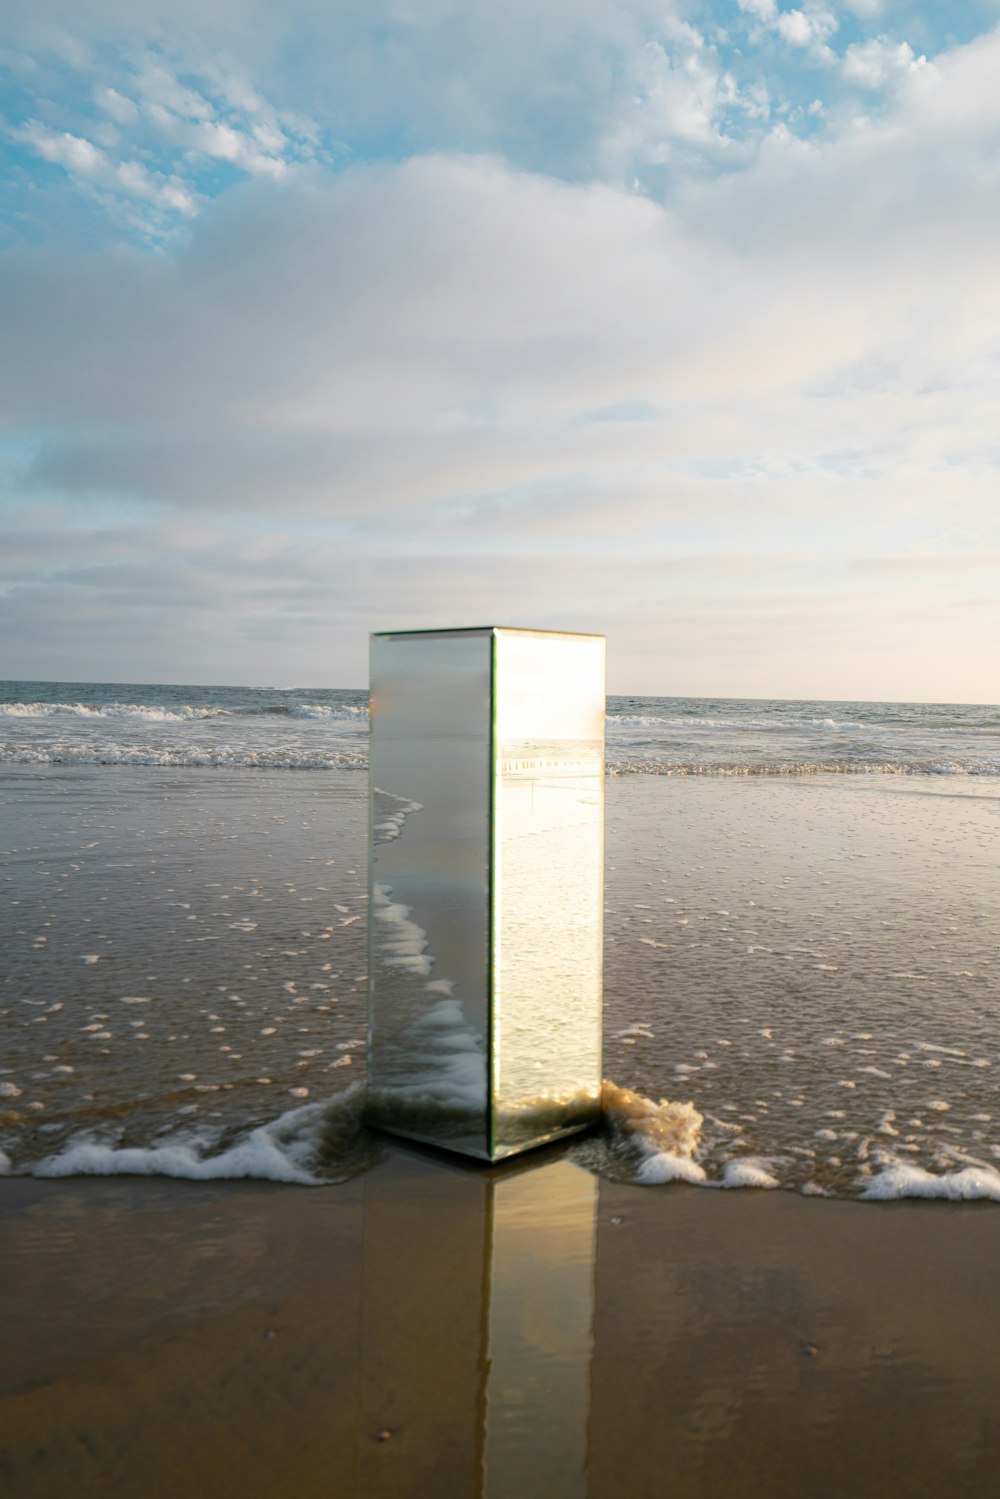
[1,683,999,1200]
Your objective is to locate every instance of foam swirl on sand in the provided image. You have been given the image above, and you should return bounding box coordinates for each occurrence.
[19,1077,1000,1200]
[571,1082,707,1184]
[859,1163,1000,1201]
[32,1086,375,1186]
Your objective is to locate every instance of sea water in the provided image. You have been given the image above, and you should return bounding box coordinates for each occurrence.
[2,681,998,776]
[1,682,998,1199]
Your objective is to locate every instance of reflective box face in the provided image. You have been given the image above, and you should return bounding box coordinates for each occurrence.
[369,629,493,1157]
[368,627,605,1160]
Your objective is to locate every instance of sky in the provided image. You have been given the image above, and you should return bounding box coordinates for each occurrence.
[1,1,998,699]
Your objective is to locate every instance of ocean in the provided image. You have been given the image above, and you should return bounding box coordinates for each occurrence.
[2,680,999,776]
[2,680,998,1200]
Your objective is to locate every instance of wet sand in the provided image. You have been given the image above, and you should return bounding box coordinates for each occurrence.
[2,1141,999,1499]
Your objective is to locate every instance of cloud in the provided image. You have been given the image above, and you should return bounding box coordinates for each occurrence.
[95,84,139,123]
[775,9,835,50]
[14,120,198,216]
[8,0,989,240]
[124,57,301,178]
[2,503,994,697]
[185,119,288,177]
[853,553,1000,574]
[842,37,928,90]
[2,12,999,696]
[0,0,791,213]
[8,46,316,234]
[19,123,104,175]
[737,0,778,20]
[736,0,838,58]
[2,65,998,502]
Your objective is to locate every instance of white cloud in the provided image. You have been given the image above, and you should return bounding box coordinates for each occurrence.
[95,85,139,123]
[842,38,928,90]
[188,119,288,177]
[16,121,197,217]
[0,0,807,197]
[132,62,214,121]
[599,33,760,167]
[21,124,104,176]
[737,0,778,20]
[3,10,1000,695]
[776,10,814,47]
[14,50,311,228]
[114,159,196,214]
[737,0,838,59]
[3,88,999,528]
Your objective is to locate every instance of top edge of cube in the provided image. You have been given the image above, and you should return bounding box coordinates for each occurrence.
[370,626,605,641]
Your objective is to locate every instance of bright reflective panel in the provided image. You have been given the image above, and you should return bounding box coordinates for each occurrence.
[368,630,492,1157]
[492,630,605,1156]
[368,627,604,1160]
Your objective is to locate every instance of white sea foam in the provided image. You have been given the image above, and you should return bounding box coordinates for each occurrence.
[32,1087,365,1185]
[607,714,871,731]
[720,1157,780,1189]
[601,1081,705,1184]
[3,687,998,778]
[4,744,997,778]
[288,703,368,720]
[606,760,1000,778]
[0,701,229,722]
[860,1163,1000,1201]
[0,744,367,769]
[636,1150,707,1185]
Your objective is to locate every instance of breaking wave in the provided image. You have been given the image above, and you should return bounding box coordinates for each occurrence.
[606,760,1000,777]
[609,713,871,731]
[0,743,367,769]
[32,1086,376,1185]
[0,699,368,723]
[4,744,997,776]
[1,700,231,722]
[11,1074,1000,1203]
[2,685,996,777]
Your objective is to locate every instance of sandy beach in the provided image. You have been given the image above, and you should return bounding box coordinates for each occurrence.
[2,1144,999,1498]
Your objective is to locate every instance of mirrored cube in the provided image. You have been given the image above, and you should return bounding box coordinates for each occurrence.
[368,626,605,1160]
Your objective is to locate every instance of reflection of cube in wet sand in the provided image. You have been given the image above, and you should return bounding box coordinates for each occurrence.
[368,626,605,1160]
[360,1151,597,1495]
